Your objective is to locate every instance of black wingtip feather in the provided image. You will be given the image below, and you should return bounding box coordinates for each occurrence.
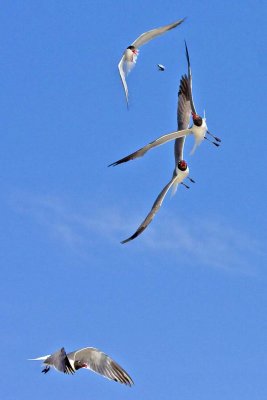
[180,17,187,24]
[184,40,190,67]
[121,227,145,244]
[121,234,137,244]
[121,237,132,244]
[108,154,133,167]
[108,160,124,167]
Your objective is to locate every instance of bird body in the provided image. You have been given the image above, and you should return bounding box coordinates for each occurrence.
[124,47,138,62]
[171,164,190,195]
[189,117,208,154]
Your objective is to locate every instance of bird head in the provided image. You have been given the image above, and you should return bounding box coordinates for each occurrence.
[192,112,203,127]
[127,45,138,55]
[178,160,188,171]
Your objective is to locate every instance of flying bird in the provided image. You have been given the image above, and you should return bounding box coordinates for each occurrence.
[114,73,195,244]
[172,72,193,195]
[181,41,221,152]
[118,18,185,107]
[29,347,133,386]
[114,42,220,156]
[157,64,165,71]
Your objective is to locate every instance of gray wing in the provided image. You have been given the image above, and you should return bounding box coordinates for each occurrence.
[109,128,191,167]
[118,56,129,107]
[174,136,186,164]
[177,75,191,130]
[121,176,178,244]
[132,18,185,48]
[174,74,192,163]
[68,347,133,386]
[46,348,75,374]
[184,41,196,115]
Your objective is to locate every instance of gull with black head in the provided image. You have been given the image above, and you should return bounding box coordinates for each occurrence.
[29,346,133,386]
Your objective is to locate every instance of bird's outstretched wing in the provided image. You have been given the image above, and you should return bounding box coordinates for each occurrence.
[46,348,75,375]
[177,75,192,131]
[174,74,192,164]
[132,18,185,48]
[184,41,196,115]
[118,56,129,107]
[109,128,191,167]
[68,347,133,386]
[121,175,179,244]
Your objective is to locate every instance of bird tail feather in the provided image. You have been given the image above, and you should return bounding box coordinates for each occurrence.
[171,181,179,197]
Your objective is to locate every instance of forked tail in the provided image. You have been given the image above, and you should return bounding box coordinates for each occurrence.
[190,137,202,155]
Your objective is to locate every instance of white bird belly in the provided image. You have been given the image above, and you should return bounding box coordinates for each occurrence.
[192,124,206,141]
[175,167,189,183]
[124,48,137,63]
[171,167,189,196]
[190,119,208,154]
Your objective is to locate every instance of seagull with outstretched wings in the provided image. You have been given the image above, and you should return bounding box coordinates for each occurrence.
[29,346,133,386]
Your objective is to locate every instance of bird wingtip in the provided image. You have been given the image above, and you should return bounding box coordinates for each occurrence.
[121,238,130,244]
[185,41,189,60]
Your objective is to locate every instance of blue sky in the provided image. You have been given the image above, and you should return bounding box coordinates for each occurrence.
[0,0,267,399]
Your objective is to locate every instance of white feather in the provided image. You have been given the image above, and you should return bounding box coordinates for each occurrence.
[171,181,179,197]
[28,355,50,361]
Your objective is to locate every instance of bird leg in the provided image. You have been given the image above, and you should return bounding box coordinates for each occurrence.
[204,136,220,147]
[207,130,221,142]
[42,366,50,374]
[187,177,195,183]
[181,182,190,189]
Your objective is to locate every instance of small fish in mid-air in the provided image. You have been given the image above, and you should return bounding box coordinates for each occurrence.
[118,18,185,107]
[29,346,133,386]
[157,64,165,71]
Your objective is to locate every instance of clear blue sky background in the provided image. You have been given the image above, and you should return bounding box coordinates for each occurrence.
[0,1,266,399]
